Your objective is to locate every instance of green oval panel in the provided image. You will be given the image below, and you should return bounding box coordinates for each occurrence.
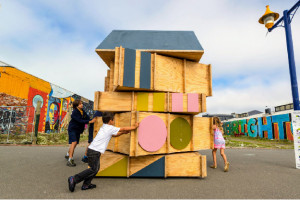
[170,117,192,150]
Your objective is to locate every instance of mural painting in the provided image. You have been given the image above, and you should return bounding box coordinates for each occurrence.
[223,113,294,141]
[0,66,94,134]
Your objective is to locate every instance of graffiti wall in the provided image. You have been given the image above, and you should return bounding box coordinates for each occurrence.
[223,113,294,141]
[0,66,94,134]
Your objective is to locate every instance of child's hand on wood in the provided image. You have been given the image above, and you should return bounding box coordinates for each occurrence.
[135,123,139,129]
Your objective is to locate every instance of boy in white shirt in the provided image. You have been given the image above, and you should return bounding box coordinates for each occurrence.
[68,112,139,192]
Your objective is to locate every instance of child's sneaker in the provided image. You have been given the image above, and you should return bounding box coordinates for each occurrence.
[67,159,76,167]
[81,184,96,190]
[224,162,230,172]
[81,156,88,163]
[68,176,76,192]
[65,155,69,160]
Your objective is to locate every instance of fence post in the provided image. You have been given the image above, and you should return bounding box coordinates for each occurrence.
[34,101,42,144]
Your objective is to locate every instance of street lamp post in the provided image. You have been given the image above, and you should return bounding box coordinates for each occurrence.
[259,1,300,110]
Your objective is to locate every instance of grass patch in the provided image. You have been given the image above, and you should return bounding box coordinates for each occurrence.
[224,135,294,149]
[0,132,89,145]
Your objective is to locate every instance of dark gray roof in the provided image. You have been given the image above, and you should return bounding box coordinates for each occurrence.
[96,30,204,51]
[248,110,263,116]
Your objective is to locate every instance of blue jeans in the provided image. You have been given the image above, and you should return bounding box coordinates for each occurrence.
[74,148,101,186]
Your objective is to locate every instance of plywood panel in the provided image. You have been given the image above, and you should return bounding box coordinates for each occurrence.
[154,55,184,93]
[129,154,163,176]
[166,152,201,177]
[193,117,213,150]
[186,61,212,96]
[94,91,132,112]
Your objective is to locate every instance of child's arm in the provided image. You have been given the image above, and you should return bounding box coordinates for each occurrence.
[113,123,139,137]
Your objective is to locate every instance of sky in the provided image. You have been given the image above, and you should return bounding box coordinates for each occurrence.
[0,0,300,114]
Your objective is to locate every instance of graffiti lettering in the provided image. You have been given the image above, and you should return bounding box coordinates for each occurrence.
[223,113,293,140]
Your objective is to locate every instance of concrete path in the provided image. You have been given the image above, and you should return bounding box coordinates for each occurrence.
[0,146,299,199]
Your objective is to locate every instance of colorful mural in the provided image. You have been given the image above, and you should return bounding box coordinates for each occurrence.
[0,66,94,134]
[223,113,294,140]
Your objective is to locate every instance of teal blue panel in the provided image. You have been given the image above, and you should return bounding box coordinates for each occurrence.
[258,117,273,139]
[247,118,258,138]
[272,114,290,140]
[123,48,136,87]
[130,157,165,178]
[140,52,151,89]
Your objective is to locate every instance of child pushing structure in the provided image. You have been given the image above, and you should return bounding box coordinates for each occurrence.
[68,112,139,192]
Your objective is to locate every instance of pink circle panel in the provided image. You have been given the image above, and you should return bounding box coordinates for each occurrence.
[138,115,167,152]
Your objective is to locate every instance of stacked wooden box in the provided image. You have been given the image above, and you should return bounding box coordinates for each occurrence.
[93,42,213,178]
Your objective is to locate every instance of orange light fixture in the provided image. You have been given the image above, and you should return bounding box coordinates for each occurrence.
[259,5,280,29]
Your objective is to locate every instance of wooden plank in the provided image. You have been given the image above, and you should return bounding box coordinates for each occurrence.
[190,115,194,151]
[201,93,207,113]
[166,152,201,177]
[193,117,213,150]
[134,50,141,88]
[114,47,120,87]
[109,61,114,91]
[208,64,212,96]
[94,91,100,110]
[200,155,207,178]
[115,112,132,154]
[95,92,132,112]
[183,59,186,93]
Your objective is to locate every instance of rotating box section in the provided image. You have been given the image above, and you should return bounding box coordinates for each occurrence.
[96,151,207,178]
[94,91,206,114]
[103,47,212,96]
[93,112,214,157]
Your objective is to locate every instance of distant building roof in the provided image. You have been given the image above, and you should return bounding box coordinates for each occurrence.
[96,30,205,67]
[0,61,13,67]
[248,110,263,116]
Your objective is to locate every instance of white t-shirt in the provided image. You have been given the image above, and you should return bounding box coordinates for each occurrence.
[88,124,120,154]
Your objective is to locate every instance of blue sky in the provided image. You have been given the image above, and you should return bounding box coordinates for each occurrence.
[0,0,299,114]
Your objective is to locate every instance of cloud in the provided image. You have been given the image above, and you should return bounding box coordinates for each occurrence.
[0,0,299,114]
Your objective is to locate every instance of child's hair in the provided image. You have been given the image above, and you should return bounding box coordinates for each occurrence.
[213,117,223,131]
[102,112,114,124]
[72,100,82,109]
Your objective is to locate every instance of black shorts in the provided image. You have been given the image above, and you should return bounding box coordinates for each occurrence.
[88,132,93,143]
[68,131,80,144]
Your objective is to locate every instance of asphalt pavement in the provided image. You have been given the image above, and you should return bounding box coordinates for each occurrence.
[0,145,299,199]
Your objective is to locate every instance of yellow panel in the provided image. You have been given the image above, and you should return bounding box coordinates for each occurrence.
[0,67,51,99]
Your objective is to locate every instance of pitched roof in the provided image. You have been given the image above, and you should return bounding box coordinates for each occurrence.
[96,30,204,67]
[0,61,13,67]
[97,30,203,51]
